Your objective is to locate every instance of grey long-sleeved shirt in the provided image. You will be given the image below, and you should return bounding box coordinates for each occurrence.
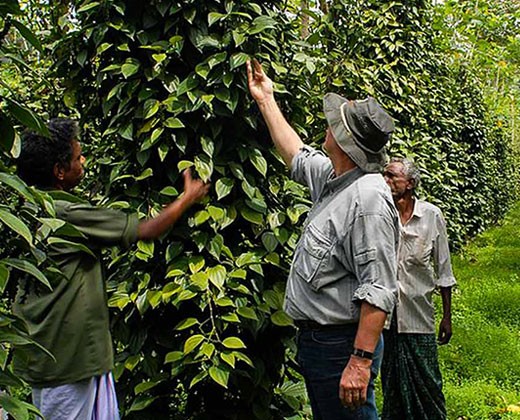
[284,146,399,324]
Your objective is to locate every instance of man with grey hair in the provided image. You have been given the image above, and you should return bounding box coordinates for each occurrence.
[382,157,456,420]
[246,59,399,419]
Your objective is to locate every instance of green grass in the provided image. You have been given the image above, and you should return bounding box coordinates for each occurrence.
[438,201,520,419]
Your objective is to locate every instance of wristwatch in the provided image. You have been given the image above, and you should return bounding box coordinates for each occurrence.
[352,347,373,360]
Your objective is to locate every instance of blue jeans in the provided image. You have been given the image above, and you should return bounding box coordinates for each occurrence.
[296,325,383,420]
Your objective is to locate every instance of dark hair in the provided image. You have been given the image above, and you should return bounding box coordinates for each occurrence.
[17,118,79,188]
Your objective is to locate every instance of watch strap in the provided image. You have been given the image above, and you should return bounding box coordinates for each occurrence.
[352,347,374,360]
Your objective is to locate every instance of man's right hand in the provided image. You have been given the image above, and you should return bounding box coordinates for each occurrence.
[182,169,210,203]
[246,59,274,106]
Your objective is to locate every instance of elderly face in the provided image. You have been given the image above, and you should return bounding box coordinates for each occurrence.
[383,161,413,200]
[324,127,338,155]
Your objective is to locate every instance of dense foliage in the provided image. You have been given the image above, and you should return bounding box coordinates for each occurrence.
[0,0,518,418]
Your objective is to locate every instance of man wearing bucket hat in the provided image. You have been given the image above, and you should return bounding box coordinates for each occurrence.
[246,59,399,419]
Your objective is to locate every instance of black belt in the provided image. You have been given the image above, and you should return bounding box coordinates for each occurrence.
[294,320,356,331]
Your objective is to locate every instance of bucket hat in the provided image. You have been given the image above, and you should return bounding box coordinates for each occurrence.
[323,93,394,172]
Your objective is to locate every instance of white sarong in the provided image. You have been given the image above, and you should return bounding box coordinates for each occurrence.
[32,372,119,420]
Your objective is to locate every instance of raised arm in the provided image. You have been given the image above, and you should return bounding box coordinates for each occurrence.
[137,169,209,240]
[246,59,303,168]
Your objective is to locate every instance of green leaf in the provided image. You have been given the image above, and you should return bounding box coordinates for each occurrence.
[249,16,277,35]
[230,52,249,70]
[261,232,278,252]
[208,12,226,27]
[134,379,161,395]
[0,264,10,294]
[12,20,43,52]
[222,337,246,349]
[249,149,268,176]
[237,306,258,321]
[208,265,226,289]
[209,366,229,388]
[143,99,160,119]
[77,2,100,13]
[271,310,294,327]
[164,117,185,128]
[164,351,183,364]
[128,395,158,413]
[0,393,42,420]
[240,206,264,225]
[175,318,199,330]
[220,352,235,368]
[122,62,140,78]
[183,334,205,354]
[215,178,234,200]
[0,208,32,244]
[3,258,51,290]
[189,370,208,388]
[5,98,49,137]
[0,113,15,152]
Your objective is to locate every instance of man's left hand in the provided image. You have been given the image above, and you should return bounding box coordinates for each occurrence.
[438,316,452,345]
[339,355,372,409]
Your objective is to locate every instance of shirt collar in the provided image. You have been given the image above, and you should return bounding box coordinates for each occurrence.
[326,167,365,191]
[411,198,424,219]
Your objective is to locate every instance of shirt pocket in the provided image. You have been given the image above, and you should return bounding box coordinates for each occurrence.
[294,224,334,291]
[353,248,379,283]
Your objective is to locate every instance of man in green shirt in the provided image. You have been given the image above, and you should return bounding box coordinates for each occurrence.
[14,118,209,419]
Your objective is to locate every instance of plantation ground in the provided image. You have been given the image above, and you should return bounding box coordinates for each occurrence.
[438,201,520,419]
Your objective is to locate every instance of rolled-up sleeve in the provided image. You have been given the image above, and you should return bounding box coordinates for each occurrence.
[291,146,333,202]
[57,202,139,249]
[347,213,398,313]
[433,211,457,288]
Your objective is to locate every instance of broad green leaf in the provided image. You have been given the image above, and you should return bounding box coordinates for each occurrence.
[222,337,246,349]
[209,366,229,388]
[208,12,226,27]
[5,98,49,137]
[77,2,100,13]
[12,20,43,51]
[135,168,153,180]
[134,379,161,395]
[271,310,293,327]
[220,352,235,368]
[190,272,209,290]
[183,334,205,354]
[164,351,183,363]
[128,395,158,413]
[215,178,234,200]
[3,258,51,289]
[0,264,10,294]
[261,232,278,252]
[178,160,193,171]
[164,117,185,128]
[188,256,205,273]
[0,208,32,244]
[249,149,268,177]
[122,62,140,78]
[143,99,160,119]
[230,52,249,70]
[240,206,263,225]
[0,393,42,420]
[237,306,258,321]
[249,16,277,35]
[0,113,15,152]
[215,297,234,307]
[208,265,226,289]
[189,370,208,388]
[175,318,199,330]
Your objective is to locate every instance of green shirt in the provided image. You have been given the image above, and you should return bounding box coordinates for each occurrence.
[14,198,138,387]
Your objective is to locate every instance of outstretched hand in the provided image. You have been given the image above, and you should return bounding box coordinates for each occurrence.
[246,59,274,105]
[182,169,210,203]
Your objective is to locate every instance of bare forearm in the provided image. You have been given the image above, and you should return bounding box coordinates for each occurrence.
[137,195,194,240]
[354,302,387,352]
[258,98,304,168]
[440,287,452,319]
